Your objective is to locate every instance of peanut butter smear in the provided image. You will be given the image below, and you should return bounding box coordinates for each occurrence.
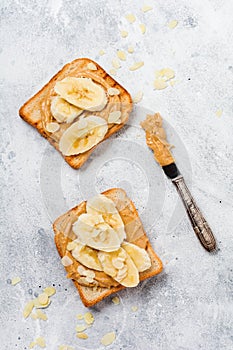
[140,113,174,166]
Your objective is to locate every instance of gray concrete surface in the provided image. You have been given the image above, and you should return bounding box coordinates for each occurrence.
[0,1,233,349]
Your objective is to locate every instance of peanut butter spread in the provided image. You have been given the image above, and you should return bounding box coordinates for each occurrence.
[140,113,174,166]
[56,190,149,289]
[40,62,124,147]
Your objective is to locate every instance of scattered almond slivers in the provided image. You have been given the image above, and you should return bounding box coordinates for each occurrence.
[112,296,120,305]
[77,332,88,339]
[154,79,168,90]
[168,20,178,29]
[125,13,136,23]
[112,59,121,69]
[23,300,34,319]
[128,46,134,54]
[87,62,97,71]
[129,61,144,71]
[139,23,146,34]
[77,313,83,320]
[31,309,48,321]
[84,312,94,325]
[131,305,138,312]
[154,68,175,90]
[11,277,21,285]
[117,50,126,61]
[101,332,116,346]
[38,292,49,305]
[61,256,73,266]
[121,30,128,38]
[76,324,87,332]
[46,122,60,133]
[141,5,153,12]
[108,111,122,124]
[33,297,51,309]
[133,91,143,103]
[30,337,46,348]
[107,87,120,96]
[99,49,105,56]
[43,286,56,296]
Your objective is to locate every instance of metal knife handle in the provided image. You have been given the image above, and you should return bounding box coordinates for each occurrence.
[172,175,216,252]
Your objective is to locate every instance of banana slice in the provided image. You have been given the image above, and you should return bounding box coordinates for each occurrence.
[54,77,107,111]
[50,96,83,123]
[86,195,126,242]
[73,214,121,252]
[59,116,108,156]
[122,242,151,272]
[98,248,139,287]
[71,243,103,271]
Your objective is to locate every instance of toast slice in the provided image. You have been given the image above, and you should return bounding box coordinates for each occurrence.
[19,58,132,169]
[53,188,163,307]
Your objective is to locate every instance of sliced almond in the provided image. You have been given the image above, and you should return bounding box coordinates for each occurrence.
[46,122,60,133]
[36,309,48,321]
[29,341,36,349]
[133,91,143,103]
[66,241,77,251]
[112,258,124,269]
[129,61,144,71]
[112,59,121,69]
[127,45,134,54]
[141,5,153,12]
[38,293,49,305]
[11,277,21,285]
[109,68,117,76]
[168,20,178,29]
[84,311,94,325]
[77,265,86,275]
[85,270,95,279]
[86,62,97,71]
[121,30,128,38]
[36,337,46,348]
[33,298,51,309]
[131,305,138,312]
[99,49,105,56]
[77,332,88,339]
[61,256,73,266]
[101,332,116,346]
[125,14,136,23]
[59,346,74,350]
[154,79,168,90]
[139,23,146,34]
[117,50,126,61]
[23,300,34,318]
[107,87,120,96]
[43,286,56,296]
[31,313,38,320]
[76,324,87,332]
[77,313,83,320]
[108,111,122,124]
[112,296,120,305]
[160,68,175,80]
[85,276,94,283]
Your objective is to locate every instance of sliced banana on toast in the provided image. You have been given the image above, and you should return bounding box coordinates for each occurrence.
[122,241,151,272]
[51,96,83,123]
[71,242,103,271]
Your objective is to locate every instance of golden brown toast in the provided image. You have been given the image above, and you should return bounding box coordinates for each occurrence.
[19,58,132,169]
[53,188,163,307]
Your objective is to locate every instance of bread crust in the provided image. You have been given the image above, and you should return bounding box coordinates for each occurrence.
[53,188,163,307]
[19,58,133,169]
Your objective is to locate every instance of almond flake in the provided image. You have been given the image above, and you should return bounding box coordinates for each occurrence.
[46,122,60,133]
[109,68,117,76]
[77,265,86,275]
[84,312,94,325]
[61,256,73,266]
[66,241,77,251]
[31,313,38,320]
[125,14,136,23]
[112,296,120,305]
[77,332,88,339]
[139,23,146,34]
[99,49,105,56]
[77,313,83,320]
[36,309,48,321]
[160,68,175,80]
[108,111,122,124]
[107,87,120,96]
[133,91,143,103]
[11,277,21,285]
[36,337,46,348]
[112,258,124,269]
[33,298,51,309]
[85,276,94,283]
[117,50,126,61]
[121,30,128,38]
[85,270,95,279]
[216,109,222,117]
[168,20,178,29]
[141,5,153,12]
[128,46,134,54]
[131,305,138,312]
[29,341,36,349]
[43,286,56,296]
[129,61,144,71]
[153,79,168,90]
[76,324,87,332]
[101,332,116,346]
[38,293,49,305]
[87,62,97,70]
[112,59,121,70]
[59,346,74,350]
[23,300,34,318]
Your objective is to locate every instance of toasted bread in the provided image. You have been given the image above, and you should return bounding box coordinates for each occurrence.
[53,188,163,307]
[19,58,132,169]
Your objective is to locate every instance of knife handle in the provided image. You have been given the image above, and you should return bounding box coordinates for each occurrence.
[172,175,216,252]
